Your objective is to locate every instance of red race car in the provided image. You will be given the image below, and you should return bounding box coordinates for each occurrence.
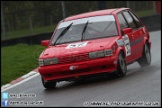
[38,8,151,89]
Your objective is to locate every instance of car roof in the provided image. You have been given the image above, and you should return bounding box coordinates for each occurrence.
[64,8,129,21]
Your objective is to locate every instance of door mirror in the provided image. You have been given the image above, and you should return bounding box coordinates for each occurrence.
[122,28,133,34]
[41,40,49,46]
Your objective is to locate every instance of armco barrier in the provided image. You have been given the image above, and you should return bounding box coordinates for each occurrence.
[1,15,161,47]
[1,32,53,47]
[140,14,161,32]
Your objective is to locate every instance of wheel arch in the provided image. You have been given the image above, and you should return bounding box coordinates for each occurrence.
[116,47,126,58]
[143,37,150,49]
[115,47,127,77]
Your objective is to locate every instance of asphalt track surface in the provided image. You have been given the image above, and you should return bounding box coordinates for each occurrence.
[1,30,161,107]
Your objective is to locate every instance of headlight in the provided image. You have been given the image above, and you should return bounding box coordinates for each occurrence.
[89,51,105,59]
[89,49,112,59]
[39,59,44,66]
[104,49,113,56]
[38,58,58,66]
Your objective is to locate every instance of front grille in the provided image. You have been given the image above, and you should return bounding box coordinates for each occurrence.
[61,68,92,75]
[59,53,89,64]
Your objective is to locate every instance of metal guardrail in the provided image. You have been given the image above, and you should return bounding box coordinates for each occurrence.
[1,15,161,47]
[140,14,161,32]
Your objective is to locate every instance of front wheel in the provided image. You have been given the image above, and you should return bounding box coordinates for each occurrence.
[115,52,127,77]
[41,77,56,89]
[137,43,151,67]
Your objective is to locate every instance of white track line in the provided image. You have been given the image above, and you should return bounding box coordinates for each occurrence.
[1,71,39,92]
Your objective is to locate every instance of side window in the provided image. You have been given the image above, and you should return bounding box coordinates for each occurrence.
[117,13,128,29]
[123,11,137,29]
[129,11,143,28]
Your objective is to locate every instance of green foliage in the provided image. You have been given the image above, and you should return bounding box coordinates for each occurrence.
[135,10,155,17]
[1,44,46,85]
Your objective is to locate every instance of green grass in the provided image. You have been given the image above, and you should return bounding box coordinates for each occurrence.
[135,9,155,17]
[1,44,46,86]
[1,25,56,40]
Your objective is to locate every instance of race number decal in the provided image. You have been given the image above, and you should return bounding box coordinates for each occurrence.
[122,35,131,56]
[66,41,88,49]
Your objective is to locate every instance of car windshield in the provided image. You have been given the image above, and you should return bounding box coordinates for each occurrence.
[51,15,118,45]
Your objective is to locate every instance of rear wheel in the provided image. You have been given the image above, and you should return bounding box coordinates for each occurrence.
[41,77,56,89]
[138,43,151,67]
[115,52,127,77]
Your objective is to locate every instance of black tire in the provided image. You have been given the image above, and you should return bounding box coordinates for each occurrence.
[137,43,151,67]
[115,52,127,77]
[41,77,56,89]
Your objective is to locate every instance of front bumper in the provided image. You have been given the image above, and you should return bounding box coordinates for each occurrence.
[38,56,118,81]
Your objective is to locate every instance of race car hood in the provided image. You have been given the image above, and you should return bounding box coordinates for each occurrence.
[39,36,119,59]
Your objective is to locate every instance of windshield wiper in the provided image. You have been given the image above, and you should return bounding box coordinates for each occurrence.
[53,22,73,45]
[81,21,89,41]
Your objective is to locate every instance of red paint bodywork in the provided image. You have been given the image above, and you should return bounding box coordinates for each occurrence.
[38,8,151,81]
[41,40,49,46]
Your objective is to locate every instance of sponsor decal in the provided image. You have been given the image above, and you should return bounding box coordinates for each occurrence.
[116,39,124,46]
[130,36,143,46]
[122,35,131,56]
[66,41,88,49]
[143,27,146,33]
[69,65,78,70]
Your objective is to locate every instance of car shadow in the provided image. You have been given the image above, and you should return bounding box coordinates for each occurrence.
[43,72,125,92]
[43,60,160,93]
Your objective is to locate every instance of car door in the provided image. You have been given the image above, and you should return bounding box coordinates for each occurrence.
[117,12,135,63]
[128,11,145,58]
[122,11,140,61]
